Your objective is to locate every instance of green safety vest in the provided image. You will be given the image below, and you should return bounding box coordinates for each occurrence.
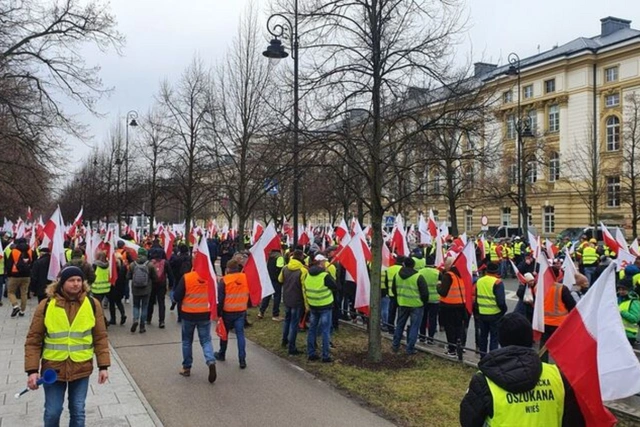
[395,272,423,308]
[419,267,439,304]
[485,363,565,427]
[412,257,426,270]
[620,299,639,339]
[582,247,598,265]
[385,265,402,297]
[92,266,111,295]
[304,272,334,307]
[43,297,95,362]
[476,275,501,315]
[276,256,285,268]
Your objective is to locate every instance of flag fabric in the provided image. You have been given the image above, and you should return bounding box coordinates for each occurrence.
[546,263,640,427]
[335,230,371,315]
[479,235,487,261]
[26,207,32,222]
[528,230,539,258]
[427,209,438,238]
[192,236,218,320]
[418,213,431,245]
[215,319,228,340]
[509,259,526,284]
[452,241,475,315]
[439,222,449,239]
[615,228,629,253]
[435,227,445,268]
[335,218,349,242]
[107,231,119,285]
[163,229,175,259]
[85,228,95,265]
[250,220,264,245]
[600,222,620,255]
[615,248,637,271]
[381,241,394,270]
[531,253,556,339]
[630,239,640,257]
[561,249,578,288]
[244,223,280,306]
[391,214,409,256]
[47,207,66,281]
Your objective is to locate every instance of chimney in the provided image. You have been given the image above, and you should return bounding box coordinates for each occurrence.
[601,17,631,37]
[474,62,497,78]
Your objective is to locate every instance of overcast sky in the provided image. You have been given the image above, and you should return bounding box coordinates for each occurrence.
[66,0,639,166]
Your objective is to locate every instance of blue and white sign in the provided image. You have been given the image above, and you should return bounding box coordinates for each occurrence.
[384,216,395,227]
[265,179,279,195]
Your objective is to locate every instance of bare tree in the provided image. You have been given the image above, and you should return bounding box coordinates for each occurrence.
[623,93,640,237]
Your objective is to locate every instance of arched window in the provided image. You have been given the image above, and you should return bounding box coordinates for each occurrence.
[526,156,537,184]
[606,116,620,151]
[548,152,560,182]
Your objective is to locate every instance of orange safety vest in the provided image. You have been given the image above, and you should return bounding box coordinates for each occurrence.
[222,272,249,313]
[181,271,211,314]
[116,248,130,268]
[544,284,568,327]
[11,248,33,274]
[440,271,465,305]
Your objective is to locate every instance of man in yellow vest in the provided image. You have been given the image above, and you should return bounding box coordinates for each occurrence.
[617,281,640,346]
[391,257,429,355]
[91,251,111,328]
[418,256,440,345]
[460,313,585,426]
[581,240,598,285]
[305,255,337,362]
[384,255,405,334]
[474,262,508,357]
[24,266,110,426]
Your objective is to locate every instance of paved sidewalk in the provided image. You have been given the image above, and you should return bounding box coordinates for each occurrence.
[0,297,162,427]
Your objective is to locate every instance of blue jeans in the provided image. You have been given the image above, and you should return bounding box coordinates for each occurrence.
[477,314,502,357]
[218,312,246,360]
[392,306,424,354]
[282,306,302,353]
[307,308,332,359]
[0,274,5,302]
[380,296,390,328]
[132,295,150,324]
[44,377,90,427]
[584,266,597,285]
[181,319,215,368]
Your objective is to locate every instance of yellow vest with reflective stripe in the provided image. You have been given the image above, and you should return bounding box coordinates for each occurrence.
[92,266,111,295]
[620,299,639,338]
[304,272,334,307]
[476,275,501,315]
[485,363,565,427]
[395,272,423,308]
[513,242,522,256]
[43,297,95,362]
[489,244,499,262]
[418,267,439,304]
[582,247,598,265]
[385,265,402,297]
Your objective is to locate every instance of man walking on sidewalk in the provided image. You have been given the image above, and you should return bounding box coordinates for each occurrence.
[6,237,34,317]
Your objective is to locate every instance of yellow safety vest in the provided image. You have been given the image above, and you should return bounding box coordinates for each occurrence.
[489,244,499,262]
[620,299,639,338]
[485,363,565,427]
[92,266,111,295]
[582,247,598,265]
[304,272,334,307]
[513,242,522,256]
[395,272,423,308]
[476,275,501,315]
[385,265,402,297]
[43,297,95,362]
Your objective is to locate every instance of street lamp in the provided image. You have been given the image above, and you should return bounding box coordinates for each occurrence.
[506,53,534,239]
[124,110,138,228]
[263,0,300,247]
[115,153,124,232]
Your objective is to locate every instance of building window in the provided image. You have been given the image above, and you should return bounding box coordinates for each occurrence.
[506,114,516,139]
[606,116,621,151]
[508,164,518,186]
[605,66,619,83]
[528,206,533,227]
[523,85,533,99]
[526,156,537,184]
[544,79,556,93]
[607,176,620,207]
[465,210,473,233]
[527,109,537,135]
[543,206,555,234]
[548,152,560,182]
[433,210,439,222]
[465,165,474,189]
[548,104,559,132]
[503,91,513,104]
[433,172,442,194]
[605,93,620,108]
[501,207,511,227]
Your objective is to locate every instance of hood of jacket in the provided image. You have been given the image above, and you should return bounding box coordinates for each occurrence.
[286,258,306,271]
[136,256,148,264]
[398,267,418,280]
[308,265,325,276]
[478,346,542,394]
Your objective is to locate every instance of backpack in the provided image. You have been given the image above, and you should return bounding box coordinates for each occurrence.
[12,249,32,275]
[151,259,166,283]
[132,262,150,288]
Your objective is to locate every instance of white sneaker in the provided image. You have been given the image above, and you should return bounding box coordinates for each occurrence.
[125,299,130,304]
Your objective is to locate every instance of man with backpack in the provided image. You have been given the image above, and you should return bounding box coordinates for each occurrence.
[127,248,158,334]
[6,238,34,317]
[147,249,174,328]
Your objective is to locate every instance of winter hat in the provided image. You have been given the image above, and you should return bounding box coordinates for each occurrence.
[523,273,535,282]
[137,247,148,258]
[486,262,500,274]
[59,266,85,285]
[624,265,640,278]
[314,254,327,262]
[498,313,533,348]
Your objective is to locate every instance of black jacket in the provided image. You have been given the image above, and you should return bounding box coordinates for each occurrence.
[460,346,584,427]
[29,252,51,298]
[391,267,429,305]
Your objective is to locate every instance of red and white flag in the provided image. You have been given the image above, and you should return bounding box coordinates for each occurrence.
[250,220,264,245]
[531,253,556,339]
[391,214,409,256]
[630,239,640,257]
[509,259,527,284]
[26,206,33,222]
[107,231,119,285]
[418,213,431,245]
[427,209,438,238]
[382,241,394,270]
[561,249,578,288]
[546,263,640,427]
[615,228,629,253]
[47,207,66,281]
[244,223,281,306]
[452,241,475,315]
[528,230,539,258]
[615,248,637,272]
[163,229,176,258]
[192,235,218,320]
[435,227,445,268]
[600,222,620,254]
[335,230,371,315]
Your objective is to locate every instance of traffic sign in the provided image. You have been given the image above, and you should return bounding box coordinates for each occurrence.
[481,215,489,226]
[384,216,395,227]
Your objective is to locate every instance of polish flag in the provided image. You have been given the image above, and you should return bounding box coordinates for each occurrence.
[418,213,431,245]
[600,222,619,254]
[509,259,527,284]
[435,227,445,268]
[163,229,176,258]
[452,241,476,315]
[335,218,349,242]
[107,231,119,285]
[546,263,640,427]
[545,239,558,258]
[382,241,394,270]
[391,214,409,256]
[630,239,640,257]
[427,209,438,238]
[531,254,556,339]
[335,230,371,315]
[561,249,578,288]
[47,207,66,280]
[439,222,449,240]
[297,225,310,246]
[28,225,37,251]
[244,223,281,306]
[26,206,33,222]
[528,230,539,258]
[250,220,264,245]
[615,228,629,253]
[15,221,25,239]
[615,248,637,271]
[192,235,218,320]
[85,228,95,265]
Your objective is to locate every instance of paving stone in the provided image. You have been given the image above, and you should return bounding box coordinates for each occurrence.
[127,413,157,427]
[99,401,147,417]
[0,401,26,416]
[0,413,43,426]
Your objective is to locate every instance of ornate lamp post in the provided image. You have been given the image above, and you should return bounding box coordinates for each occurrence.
[124,110,139,225]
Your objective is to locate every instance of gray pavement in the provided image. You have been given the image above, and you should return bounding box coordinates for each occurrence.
[0,297,160,427]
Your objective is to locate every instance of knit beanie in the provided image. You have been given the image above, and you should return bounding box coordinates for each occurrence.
[138,247,148,258]
[498,313,533,348]
[59,266,85,285]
